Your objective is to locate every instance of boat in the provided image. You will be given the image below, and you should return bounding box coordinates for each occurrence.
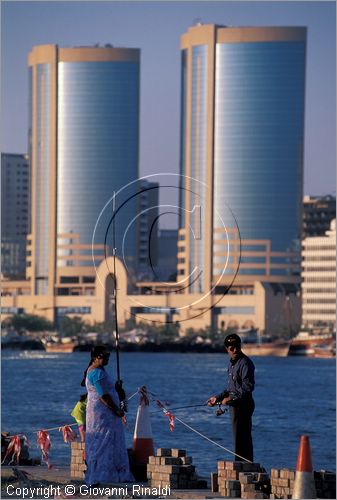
[289,328,335,356]
[312,343,336,359]
[42,336,78,353]
[238,329,291,357]
[241,340,290,357]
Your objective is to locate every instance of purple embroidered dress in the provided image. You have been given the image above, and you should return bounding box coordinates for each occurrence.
[85,367,134,485]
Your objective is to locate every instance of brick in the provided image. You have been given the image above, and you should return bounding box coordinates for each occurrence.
[227,480,241,490]
[225,461,245,471]
[171,448,186,457]
[178,479,187,488]
[210,472,218,493]
[160,456,181,465]
[229,489,241,497]
[241,482,259,492]
[279,478,290,487]
[180,465,195,475]
[159,465,180,474]
[271,468,280,478]
[239,472,257,483]
[241,462,261,472]
[217,460,226,469]
[157,448,171,456]
[148,455,156,464]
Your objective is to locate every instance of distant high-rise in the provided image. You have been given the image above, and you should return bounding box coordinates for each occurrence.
[302,219,336,328]
[178,25,306,292]
[303,195,336,238]
[27,45,140,295]
[1,153,30,278]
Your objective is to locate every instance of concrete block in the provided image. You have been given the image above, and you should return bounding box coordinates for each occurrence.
[241,483,259,492]
[210,472,218,493]
[239,472,256,483]
[157,448,171,456]
[160,456,181,465]
[271,468,280,478]
[171,448,186,457]
[225,461,244,471]
[226,480,240,490]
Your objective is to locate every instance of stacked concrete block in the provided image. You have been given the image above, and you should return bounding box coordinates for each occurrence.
[314,470,336,499]
[217,461,269,499]
[147,448,204,489]
[270,468,295,499]
[70,441,86,479]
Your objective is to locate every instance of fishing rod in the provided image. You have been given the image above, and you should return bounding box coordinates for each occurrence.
[112,192,127,412]
[151,402,228,416]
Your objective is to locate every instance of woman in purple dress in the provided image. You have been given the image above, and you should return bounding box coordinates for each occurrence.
[81,346,134,486]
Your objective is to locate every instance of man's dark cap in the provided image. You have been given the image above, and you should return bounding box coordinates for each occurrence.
[224,333,241,347]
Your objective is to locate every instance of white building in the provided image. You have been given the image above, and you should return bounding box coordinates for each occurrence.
[302,219,336,328]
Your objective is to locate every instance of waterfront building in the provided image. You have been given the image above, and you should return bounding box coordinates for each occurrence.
[303,195,336,238]
[27,44,140,301]
[301,219,336,329]
[2,255,300,336]
[1,153,30,278]
[178,25,306,299]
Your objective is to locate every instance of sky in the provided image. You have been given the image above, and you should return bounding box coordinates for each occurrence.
[1,0,336,210]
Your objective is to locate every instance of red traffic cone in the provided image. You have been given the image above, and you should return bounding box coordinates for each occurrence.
[133,386,154,465]
[292,435,317,499]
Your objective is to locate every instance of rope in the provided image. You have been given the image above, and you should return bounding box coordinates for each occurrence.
[173,414,252,463]
[6,389,140,440]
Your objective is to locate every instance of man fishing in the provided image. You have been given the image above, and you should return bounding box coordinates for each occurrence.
[207,333,255,462]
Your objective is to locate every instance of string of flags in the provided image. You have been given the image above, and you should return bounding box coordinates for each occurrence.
[1,387,177,467]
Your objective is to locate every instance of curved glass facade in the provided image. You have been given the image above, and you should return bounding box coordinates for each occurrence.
[57,60,139,266]
[213,41,305,276]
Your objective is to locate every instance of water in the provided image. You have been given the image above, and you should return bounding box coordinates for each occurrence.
[1,351,336,476]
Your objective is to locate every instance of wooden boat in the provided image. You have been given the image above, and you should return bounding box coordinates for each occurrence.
[289,329,335,356]
[238,329,290,357]
[42,336,78,353]
[312,343,336,359]
[241,340,290,357]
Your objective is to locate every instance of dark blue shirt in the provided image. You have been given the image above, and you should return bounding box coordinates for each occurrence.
[217,353,255,402]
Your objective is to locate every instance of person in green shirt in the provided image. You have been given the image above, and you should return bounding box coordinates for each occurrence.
[71,393,87,442]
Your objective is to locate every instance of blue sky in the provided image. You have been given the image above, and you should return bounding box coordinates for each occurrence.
[1,1,336,202]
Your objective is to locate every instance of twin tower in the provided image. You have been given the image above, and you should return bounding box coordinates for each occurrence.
[28,24,306,298]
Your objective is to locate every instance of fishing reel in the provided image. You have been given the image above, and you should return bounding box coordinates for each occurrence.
[215,403,228,417]
[115,380,128,412]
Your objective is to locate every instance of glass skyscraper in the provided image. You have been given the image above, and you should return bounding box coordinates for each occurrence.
[178,25,306,293]
[28,45,140,295]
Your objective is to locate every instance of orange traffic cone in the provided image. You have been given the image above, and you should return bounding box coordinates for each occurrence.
[292,435,317,499]
[133,386,154,464]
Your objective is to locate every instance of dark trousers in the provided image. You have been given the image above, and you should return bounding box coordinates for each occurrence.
[230,398,255,462]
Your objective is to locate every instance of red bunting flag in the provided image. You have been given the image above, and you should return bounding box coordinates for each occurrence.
[1,434,30,465]
[37,430,52,469]
[155,399,175,432]
[59,426,77,443]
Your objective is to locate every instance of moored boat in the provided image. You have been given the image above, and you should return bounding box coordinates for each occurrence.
[241,340,290,357]
[289,329,335,356]
[42,336,78,353]
[238,329,291,357]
